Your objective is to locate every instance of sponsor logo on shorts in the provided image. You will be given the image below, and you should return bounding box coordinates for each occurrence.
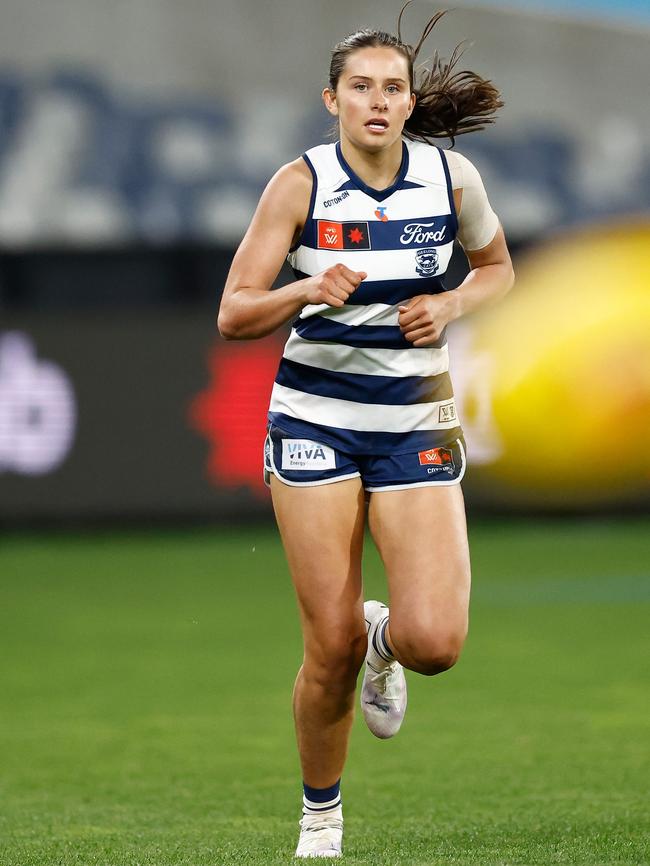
[317,221,371,250]
[281,439,336,471]
[418,447,455,475]
[438,401,457,423]
[415,247,440,276]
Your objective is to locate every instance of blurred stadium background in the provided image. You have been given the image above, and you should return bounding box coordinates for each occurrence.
[1,1,649,863]
[0,0,648,521]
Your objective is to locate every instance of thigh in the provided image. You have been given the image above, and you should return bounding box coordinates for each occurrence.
[367,484,471,637]
[270,475,367,654]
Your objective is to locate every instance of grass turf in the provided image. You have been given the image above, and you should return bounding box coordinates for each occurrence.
[0,519,648,865]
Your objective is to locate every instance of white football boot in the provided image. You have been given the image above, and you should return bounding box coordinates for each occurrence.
[295,806,343,858]
[360,600,407,739]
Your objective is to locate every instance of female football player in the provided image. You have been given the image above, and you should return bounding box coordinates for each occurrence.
[218,6,514,857]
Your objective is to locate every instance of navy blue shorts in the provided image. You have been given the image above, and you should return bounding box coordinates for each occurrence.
[264,423,466,492]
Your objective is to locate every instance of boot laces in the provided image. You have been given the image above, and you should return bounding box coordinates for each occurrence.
[369,662,400,699]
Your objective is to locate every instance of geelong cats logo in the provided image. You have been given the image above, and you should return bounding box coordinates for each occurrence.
[415,247,440,276]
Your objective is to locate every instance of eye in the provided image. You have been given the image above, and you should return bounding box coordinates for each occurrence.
[386,84,400,94]
[354,83,367,91]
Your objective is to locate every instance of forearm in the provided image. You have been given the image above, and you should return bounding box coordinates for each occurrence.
[445,260,515,323]
[217,280,308,341]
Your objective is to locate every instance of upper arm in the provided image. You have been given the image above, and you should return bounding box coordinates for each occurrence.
[222,158,312,301]
[465,223,511,271]
[446,150,500,254]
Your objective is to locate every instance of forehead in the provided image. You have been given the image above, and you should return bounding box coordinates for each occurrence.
[342,46,410,81]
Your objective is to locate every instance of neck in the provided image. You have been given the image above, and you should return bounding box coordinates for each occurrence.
[339,134,404,191]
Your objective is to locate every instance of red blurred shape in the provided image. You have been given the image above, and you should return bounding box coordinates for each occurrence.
[189,340,282,496]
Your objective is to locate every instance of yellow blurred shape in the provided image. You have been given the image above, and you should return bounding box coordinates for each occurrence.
[472,222,650,505]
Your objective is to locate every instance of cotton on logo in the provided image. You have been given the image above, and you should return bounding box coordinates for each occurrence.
[0,332,77,475]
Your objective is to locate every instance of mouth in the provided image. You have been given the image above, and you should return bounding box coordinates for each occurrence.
[365,118,389,132]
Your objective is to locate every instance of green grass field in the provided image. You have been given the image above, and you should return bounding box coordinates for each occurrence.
[1,519,649,865]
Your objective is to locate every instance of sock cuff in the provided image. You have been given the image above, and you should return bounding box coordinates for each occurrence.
[303,779,341,813]
[373,615,394,663]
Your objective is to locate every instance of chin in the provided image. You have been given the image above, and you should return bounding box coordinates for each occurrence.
[359,131,401,152]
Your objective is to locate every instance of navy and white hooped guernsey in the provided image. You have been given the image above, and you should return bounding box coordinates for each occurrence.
[268,138,463,455]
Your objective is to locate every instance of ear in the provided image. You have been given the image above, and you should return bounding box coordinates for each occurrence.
[322,87,339,117]
[406,91,416,119]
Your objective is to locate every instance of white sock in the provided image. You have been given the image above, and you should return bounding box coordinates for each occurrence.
[366,614,395,671]
[302,780,342,817]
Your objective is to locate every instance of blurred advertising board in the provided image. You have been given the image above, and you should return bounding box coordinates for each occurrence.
[2,223,649,523]
[0,313,282,521]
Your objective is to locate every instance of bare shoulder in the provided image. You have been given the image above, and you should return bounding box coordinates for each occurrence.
[265,157,312,201]
[232,155,314,267]
[250,156,313,234]
[282,156,313,183]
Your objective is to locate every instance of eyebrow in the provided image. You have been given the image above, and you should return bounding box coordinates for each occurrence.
[347,75,408,84]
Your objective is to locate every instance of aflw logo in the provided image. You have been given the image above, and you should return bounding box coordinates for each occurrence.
[281,438,336,471]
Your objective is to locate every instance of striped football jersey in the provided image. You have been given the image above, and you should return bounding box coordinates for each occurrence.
[268,138,463,454]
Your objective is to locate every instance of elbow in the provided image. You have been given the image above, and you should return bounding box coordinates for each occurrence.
[500,262,515,299]
[217,313,260,341]
[216,308,243,341]
[217,313,235,340]
[217,293,257,340]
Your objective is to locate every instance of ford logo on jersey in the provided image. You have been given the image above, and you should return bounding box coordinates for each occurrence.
[400,222,448,245]
[415,247,440,276]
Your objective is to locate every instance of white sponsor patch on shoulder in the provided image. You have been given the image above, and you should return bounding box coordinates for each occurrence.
[281,439,336,471]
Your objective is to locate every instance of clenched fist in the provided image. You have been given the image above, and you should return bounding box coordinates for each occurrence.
[302,264,367,308]
[398,293,455,347]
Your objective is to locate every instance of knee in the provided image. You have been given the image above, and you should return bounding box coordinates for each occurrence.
[390,624,467,677]
[304,626,367,685]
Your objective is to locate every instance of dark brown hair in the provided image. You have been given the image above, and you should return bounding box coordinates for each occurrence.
[328,5,503,146]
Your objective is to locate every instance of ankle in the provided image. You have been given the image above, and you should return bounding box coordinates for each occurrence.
[367,614,395,670]
[302,779,342,816]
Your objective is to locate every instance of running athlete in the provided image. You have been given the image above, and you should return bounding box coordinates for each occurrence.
[218,8,514,858]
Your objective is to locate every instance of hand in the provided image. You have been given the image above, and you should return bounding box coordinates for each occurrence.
[398,293,455,347]
[302,264,367,308]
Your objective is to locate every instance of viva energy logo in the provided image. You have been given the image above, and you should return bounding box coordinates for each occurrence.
[281,439,336,471]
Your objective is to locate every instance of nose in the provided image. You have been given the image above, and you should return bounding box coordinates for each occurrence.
[372,88,388,110]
